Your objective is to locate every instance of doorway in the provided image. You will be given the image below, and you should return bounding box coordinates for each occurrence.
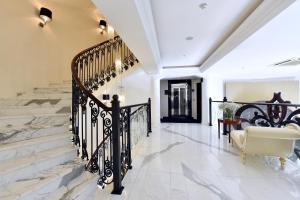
[168,80,192,121]
[160,78,202,123]
[170,83,190,117]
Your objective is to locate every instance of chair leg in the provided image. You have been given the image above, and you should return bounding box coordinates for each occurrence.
[279,157,286,169]
[241,152,246,164]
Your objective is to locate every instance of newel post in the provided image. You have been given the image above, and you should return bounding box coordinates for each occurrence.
[209,97,212,126]
[147,98,152,136]
[222,96,228,135]
[111,95,123,195]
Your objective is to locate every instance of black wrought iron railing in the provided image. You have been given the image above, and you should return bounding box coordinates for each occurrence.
[208,92,300,159]
[208,93,300,128]
[71,36,151,194]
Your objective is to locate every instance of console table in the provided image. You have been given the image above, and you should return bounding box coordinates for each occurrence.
[218,118,241,143]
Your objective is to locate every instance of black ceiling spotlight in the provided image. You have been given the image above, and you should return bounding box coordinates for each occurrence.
[99,19,107,34]
[39,7,52,27]
[103,94,110,100]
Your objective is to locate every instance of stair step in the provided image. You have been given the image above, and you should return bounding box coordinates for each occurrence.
[0,115,70,145]
[0,132,72,162]
[17,92,72,100]
[46,172,98,200]
[33,87,71,94]
[0,160,84,200]
[49,82,72,88]
[0,113,69,129]
[0,145,77,187]
[0,105,71,117]
[0,98,70,107]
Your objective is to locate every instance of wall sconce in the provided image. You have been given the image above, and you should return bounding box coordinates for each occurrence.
[99,20,107,34]
[39,7,52,27]
[103,94,110,100]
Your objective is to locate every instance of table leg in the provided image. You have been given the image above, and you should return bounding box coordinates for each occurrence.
[218,121,220,139]
[228,124,231,143]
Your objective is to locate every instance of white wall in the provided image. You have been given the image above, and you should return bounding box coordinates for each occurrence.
[119,69,152,105]
[160,80,168,118]
[151,75,161,127]
[202,74,225,125]
[225,80,299,103]
[95,67,152,107]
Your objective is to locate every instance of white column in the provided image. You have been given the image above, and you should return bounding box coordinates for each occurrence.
[150,75,160,128]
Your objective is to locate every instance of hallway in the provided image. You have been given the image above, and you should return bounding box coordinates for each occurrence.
[98,123,300,200]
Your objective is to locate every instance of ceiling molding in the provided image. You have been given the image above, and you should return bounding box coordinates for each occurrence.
[199,0,296,72]
[134,0,161,66]
[225,76,297,83]
[163,65,200,69]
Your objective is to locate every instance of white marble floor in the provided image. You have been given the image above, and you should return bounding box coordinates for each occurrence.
[96,123,300,200]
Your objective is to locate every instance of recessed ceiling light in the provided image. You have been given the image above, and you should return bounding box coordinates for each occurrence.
[186,36,194,41]
[199,3,208,9]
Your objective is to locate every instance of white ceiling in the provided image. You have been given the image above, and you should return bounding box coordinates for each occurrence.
[150,0,261,67]
[206,0,300,79]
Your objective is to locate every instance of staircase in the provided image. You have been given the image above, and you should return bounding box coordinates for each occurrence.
[0,82,100,200]
[0,36,151,199]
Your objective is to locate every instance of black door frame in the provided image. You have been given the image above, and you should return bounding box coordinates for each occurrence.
[168,79,192,118]
[196,78,203,123]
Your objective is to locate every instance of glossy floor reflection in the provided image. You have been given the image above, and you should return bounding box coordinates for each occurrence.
[96,123,300,200]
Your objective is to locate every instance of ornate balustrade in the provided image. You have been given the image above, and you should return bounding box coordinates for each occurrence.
[71,36,151,194]
[209,93,300,128]
[208,92,300,159]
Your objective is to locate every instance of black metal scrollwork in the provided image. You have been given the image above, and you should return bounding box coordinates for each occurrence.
[71,35,149,193]
[234,92,300,129]
[101,110,112,136]
[89,100,100,125]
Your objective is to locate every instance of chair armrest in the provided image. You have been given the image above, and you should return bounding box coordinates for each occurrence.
[246,126,300,139]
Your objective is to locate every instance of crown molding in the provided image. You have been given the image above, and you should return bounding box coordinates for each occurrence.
[199,0,296,72]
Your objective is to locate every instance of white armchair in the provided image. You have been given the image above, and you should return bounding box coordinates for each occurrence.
[231,124,300,168]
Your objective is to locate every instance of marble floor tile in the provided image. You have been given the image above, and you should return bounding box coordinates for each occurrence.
[94,123,300,200]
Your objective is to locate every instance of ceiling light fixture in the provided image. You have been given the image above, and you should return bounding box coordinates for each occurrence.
[185,36,194,41]
[39,7,52,27]
[199,3,208,10]
[103,94,110,100]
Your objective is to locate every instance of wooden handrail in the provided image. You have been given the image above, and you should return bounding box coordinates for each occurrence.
[71,38,117,111]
